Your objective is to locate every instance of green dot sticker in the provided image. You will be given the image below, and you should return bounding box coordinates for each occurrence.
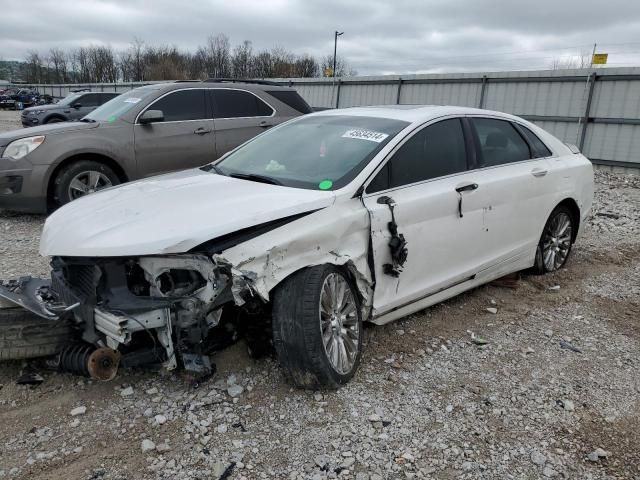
[107,115,117,123]
[318,179,333,190]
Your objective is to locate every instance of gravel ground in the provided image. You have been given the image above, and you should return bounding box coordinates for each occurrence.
[0,109,639,479]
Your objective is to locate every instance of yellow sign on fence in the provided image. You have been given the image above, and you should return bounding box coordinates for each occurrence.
[592,53,608,65]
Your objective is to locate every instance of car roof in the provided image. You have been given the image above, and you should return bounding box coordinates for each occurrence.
[142,80,296,93]
[312,105,522,124]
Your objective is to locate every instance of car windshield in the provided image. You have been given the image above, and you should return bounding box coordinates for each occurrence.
[212,115,409,190]
[83,87,157,122]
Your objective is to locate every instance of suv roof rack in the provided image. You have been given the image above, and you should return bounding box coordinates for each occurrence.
[70,88,91,93]
[174,80,201,83]
[204,78,284,87]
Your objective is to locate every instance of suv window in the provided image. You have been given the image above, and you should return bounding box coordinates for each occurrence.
[518,125,552,158]
[100,93,120,104]
[147,89,206,122]
[212,89,274,118]
[473,118,531,167]
[368,118,467,192]
[265,90,313,114]
[76,93,101,108]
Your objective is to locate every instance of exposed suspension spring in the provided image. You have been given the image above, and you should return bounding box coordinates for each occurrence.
[58,344,121,381]
[59,344,94,377]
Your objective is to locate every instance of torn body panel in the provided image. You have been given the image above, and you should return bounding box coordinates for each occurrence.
[217,198,374,318]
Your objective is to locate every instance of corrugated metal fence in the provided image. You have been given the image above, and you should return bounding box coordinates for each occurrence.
[11,67,640,171]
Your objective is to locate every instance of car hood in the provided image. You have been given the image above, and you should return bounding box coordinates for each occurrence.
[0,121,98,146]
[23,104,62,113]
[40,169,336,257]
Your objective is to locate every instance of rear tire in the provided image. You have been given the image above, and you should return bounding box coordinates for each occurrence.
[272,265,363,389]
[0,308,73,360]
[53,160,120,207]
[531,205,575,275]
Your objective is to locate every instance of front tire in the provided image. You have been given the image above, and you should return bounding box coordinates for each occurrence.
[532,205,575,274]
[53,160,120,207]
[272,265,363,389]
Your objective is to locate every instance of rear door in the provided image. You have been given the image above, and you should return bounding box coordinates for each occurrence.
[134,88,216,177]
[466,117,556,268]
[362,118,487,315]
[210,89,276,156]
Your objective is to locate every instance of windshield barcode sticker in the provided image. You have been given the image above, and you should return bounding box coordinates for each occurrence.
[342,129,389,143]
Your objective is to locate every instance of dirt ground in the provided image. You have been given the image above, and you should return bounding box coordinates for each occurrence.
[0,110,638,479]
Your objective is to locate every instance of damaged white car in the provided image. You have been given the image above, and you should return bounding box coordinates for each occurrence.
[0,106,593,388]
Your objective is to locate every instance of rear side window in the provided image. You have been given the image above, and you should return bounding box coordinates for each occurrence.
[101,93,119,104]
[472,118,531,167]
[368,118,467,192]
[212,89,274,118]
[266,90,313,113]
[148,89,206,122]
[519,125,553,158]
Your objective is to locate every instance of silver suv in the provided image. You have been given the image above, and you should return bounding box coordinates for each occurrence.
[0,80,312,213]
[21,91,120,127]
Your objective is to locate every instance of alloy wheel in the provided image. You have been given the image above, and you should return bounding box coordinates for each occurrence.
[319,273,360,375]
[542,212,572,271]
[68,170,113,200]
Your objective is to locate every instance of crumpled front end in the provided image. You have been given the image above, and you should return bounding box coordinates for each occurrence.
[0,198,375,380]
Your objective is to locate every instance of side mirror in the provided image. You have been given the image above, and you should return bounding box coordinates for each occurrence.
[139,109,164,124]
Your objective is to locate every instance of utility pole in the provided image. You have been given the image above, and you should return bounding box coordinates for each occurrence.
[333,31,344,80]
[589,43,597,69]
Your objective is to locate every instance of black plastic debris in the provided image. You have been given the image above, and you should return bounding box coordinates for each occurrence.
[218,462,236,480]
[560,340,582,353]
[16,371,44,385]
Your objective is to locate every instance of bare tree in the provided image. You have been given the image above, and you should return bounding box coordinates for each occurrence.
[204,34,231,78]
[49,48,67,82]
[550,50,592,70]
[320,54,356,77]
[232,40,253,78]
[24,51,43,83]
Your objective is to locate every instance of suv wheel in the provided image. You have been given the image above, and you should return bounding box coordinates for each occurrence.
[53,160,120,207]
[272,265,363,389]
[45,117,64,124]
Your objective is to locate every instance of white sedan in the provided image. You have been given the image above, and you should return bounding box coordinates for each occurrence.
[0,105,593,388]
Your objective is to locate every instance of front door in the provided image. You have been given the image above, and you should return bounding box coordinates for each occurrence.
[134,89,216,177]
[362,118,487,316]
[210,89,277,156]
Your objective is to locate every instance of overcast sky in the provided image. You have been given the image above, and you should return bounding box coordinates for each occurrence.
[2,0,640,75]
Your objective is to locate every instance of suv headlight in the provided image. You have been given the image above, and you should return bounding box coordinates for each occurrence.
[28,110,45,115]
[3,136,45,160]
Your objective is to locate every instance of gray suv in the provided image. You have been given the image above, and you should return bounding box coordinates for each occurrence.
[0,80,312,213]
[21,91,120,127]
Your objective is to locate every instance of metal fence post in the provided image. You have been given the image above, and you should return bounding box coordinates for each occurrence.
[478,75,488,108]
[335,79,342,109]
[579,72,597,151]
[396,78,403,104]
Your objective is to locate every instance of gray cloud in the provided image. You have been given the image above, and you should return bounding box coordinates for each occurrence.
[2,0,640,74]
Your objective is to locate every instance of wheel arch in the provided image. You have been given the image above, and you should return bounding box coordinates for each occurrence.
[554,197,581,242]
[42,114,67,124]
[46,153,129,210]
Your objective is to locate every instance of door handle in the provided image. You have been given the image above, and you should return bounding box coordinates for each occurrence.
[455,183,478,193]
[259,121,272,129]
[531,168,548,177]
[194,127,212,135]
[455,183,478,218]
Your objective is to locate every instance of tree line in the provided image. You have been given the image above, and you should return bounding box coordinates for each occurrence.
[18,35,356,84]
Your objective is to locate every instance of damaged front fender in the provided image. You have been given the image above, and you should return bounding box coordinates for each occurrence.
[215,198,374,318]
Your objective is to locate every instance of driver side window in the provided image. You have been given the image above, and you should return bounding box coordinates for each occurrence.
[367,118,468,193]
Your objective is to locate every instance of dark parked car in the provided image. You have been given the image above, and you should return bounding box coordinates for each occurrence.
[0,80,312,213]
[21,91,120,126]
